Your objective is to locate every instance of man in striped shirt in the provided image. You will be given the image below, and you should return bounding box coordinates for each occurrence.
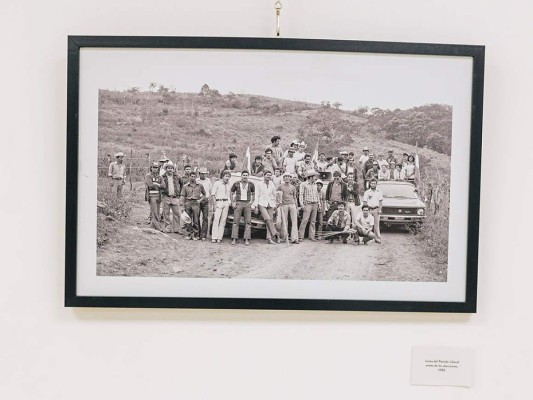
[298,170,320,242]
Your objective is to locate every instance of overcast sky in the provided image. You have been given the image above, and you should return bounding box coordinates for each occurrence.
[82,48,472,110]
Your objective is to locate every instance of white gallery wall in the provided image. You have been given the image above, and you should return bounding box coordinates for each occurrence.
[1,0,532,398]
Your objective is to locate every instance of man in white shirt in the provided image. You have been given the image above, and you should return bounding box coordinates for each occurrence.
[197,167,213,241]
[294,142,307,162]
[362,179,383,243]
[358,146,370,169]
[354,204,377,244]
[108,152,126,197]
[282,148,298,174]
[211,171,232,243]
[315,152,328,171]
[254,170,280,244]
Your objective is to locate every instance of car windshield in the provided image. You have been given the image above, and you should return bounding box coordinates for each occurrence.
[378,183,418,199]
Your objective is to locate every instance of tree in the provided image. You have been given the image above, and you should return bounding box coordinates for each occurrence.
[148,82,157,93]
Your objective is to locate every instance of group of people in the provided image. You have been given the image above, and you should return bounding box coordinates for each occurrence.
[220,136,417,191]
[107,135,419,246]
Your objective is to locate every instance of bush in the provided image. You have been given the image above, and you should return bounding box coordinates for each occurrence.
[96,181,134,247]
[415,181,450,265]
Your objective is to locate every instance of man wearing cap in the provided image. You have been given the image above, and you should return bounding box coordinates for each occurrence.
[298,170,320,242]
[326,202,351,244]
[315,179,327,239]
[277,172,299,244]
[345,171,361,224]
[365,161,380,186]
[282,147,298,174]
[359,147,370,169]
[180,171,206,240]
[326,171,347,220]
[230,170,255,245]
[197,167,212,241]
[254,170,280,244]
[144,162,163,231]
[262,148,278,175]
[363,154,379,190]
[363,179,383,243]
[297,153,314,180]
[108,152,126,197]
[386,150,397,166]
[221,153,238,178]
[269,135,284,165]
[211,170,232,243]
[160,162,182,233]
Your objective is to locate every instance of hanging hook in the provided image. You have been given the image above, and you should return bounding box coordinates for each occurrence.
[275,1,282,37]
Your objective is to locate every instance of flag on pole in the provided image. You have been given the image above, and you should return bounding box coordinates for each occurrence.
[311,140,319,163]
[245,146,251,172]
[414,141,421,188]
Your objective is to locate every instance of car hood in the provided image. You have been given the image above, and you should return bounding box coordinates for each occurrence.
[382,197,425,208]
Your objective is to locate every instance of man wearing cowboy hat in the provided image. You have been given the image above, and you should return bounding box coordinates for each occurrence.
[277,172,299,244]
[144,162,163,231]
[160,162,182,233]
[298,170,320,242]
[294,141,307,162]
[108,152,126,197]
[359,146,370,168]
[197,167,212,241]
[283,139,300,158]
[158,155,170,177]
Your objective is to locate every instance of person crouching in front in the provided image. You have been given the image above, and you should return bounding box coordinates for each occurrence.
[326,201,351,244]
[354,204,377,244]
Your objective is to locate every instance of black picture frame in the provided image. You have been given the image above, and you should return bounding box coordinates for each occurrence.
[65,36,484,312]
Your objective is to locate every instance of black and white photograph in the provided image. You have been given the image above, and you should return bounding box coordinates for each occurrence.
[67,37,483,311]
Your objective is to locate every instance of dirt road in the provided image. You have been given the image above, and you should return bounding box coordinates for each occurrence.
[97,199,446,282]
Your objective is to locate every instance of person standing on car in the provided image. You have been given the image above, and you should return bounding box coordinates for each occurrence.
[180,171,206,241]
[344,172,361,225]
[354,204,377,244]
[251,155,264,177]
[359,147,370,170]
[363,179,383,243]
[386,150,397,166]
[282,148,298,175]
[365,161,381,187]
[262,148,278,175]
[326,171,347,220]
[221,153,238,178]
[230,170,255,246]
[298,170,320,242]
[297,153,314,180]
[277,172,299,244]
[254,170,280,244]
[211,170,232,243]
[363,155,379,190]
[269,135,284,166]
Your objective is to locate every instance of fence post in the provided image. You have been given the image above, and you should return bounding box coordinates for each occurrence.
[129,149,133,190]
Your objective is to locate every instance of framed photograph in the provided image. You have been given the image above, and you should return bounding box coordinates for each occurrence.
[65,36,484,312]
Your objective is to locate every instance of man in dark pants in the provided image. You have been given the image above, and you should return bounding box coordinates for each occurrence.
[230,170,255,245]
[180,171,206,240]
[144,162,163,231]
[160,162,182,233]
[326,202,351,244]
[325,171,347,220]
[197,167,212,241]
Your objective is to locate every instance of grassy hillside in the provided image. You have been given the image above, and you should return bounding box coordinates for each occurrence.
[98,88,451,183]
